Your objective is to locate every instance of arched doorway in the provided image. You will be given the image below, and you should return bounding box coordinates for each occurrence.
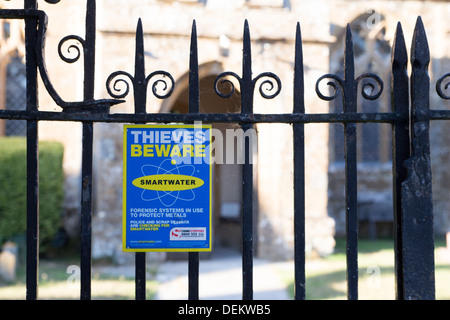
[163,63,249,258]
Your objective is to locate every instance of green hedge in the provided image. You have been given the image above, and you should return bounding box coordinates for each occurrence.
[0,137,64,251]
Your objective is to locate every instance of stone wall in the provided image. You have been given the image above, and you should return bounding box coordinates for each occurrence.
[25,0,450,264]
[328,0,450,237]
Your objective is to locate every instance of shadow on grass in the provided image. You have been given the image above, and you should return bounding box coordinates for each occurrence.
[297,269,347,300]
[286,237,450,300]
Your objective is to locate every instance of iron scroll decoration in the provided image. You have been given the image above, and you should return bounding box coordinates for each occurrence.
[58,35,86,64]
[29,1,124,112]
[214,20,282,106]
[106,70,175,100]
[106,70,175,99]
[315,24,384,106]
[315,73,384,102]
[214,71,282,100]
[23,0,175,112]
[436,73,450,100]
[105,19,175,111]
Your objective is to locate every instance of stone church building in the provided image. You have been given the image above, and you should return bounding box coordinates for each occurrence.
[0,0,449,263]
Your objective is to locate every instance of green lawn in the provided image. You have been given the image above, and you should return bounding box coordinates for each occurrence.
[0,257,157,300]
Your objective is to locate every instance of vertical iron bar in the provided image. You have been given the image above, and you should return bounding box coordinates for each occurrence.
[135,253,146,300]
[134,18,147,300]
[390,22,410,300]
[189,21,200,115]
[84,0,96,100]
[241,20,253,300]
[241,20,254,115]
[293,22,306,300]
[401,16,435,300]
[188,253,199,300]
[343,24,358,300]
[242,122,253,301]
[80,122,93,300]
[80,0,96,300]
[134,19,147,115]
[188,20,200,300]
[25,0,39,301]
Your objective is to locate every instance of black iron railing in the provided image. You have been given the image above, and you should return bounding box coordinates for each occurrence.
[0,0,449,300]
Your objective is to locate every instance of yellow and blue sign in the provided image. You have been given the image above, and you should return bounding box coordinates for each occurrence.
[123,124,212,252]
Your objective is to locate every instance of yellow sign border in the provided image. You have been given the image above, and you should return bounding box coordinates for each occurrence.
[122,124,212,252]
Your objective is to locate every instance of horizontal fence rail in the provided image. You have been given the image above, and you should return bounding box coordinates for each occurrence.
[0,109,407,123]
[0,0,449,300]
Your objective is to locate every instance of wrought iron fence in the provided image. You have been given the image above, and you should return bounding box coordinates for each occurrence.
[0,0,449,300]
